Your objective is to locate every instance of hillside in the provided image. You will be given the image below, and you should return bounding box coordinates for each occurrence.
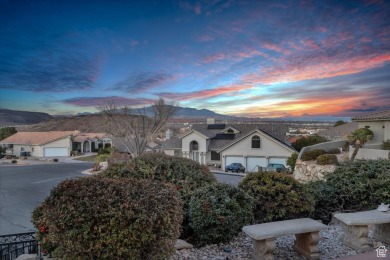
[0,109,53,127]
[17,114,110,132]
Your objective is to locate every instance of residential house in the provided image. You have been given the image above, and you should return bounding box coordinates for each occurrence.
[317,122,358,141]
[352,109,390,145]
[0,131,112,157]
[161,119,297,172]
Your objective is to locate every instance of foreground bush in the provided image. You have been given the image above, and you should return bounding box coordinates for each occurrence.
[305,159,390,224]
[316,154,338,165]
[301,149,326,161]
[100,153,216,235]
[32,177,182,259]
[238,172,313,223]
[189,183,253,246]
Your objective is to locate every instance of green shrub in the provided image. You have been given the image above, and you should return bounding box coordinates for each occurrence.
[31,177,182,259]
[99,153,216,236]
[11,159,17,163]
[305,159,390,224]
[383,140,390,150]
[238,172,313,223]
[287,153,298,170]
[292,135,327,152]
[327,148,341,154]
[189,183,253,246]
[97,147,110,155]
[301,149,326,161]
[316,154,338,165]
[97,154,109,162]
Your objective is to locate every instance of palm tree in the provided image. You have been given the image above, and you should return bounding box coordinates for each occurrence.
[349,128,374,161]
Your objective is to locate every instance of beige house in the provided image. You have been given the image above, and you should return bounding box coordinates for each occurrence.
[0,131,112,157]
[162,119,296,172]
[352,109,390,144]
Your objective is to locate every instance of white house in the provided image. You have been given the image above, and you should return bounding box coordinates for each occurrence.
[352,109,390,144]
[0,131,112,157]
[161,119,297,172]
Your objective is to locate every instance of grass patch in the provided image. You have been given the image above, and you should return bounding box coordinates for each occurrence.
[73,155,97,162]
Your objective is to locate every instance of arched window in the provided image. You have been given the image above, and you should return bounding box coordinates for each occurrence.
[226,129,234,134]
[251,135,260,148]
[190,141,198,151]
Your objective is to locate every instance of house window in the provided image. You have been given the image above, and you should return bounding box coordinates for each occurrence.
[21,147,25,151]
[251,135,261,148]
[226,129,234,134]
[190,141,198,151]
[365,126,370,129]
[211,151,220,160]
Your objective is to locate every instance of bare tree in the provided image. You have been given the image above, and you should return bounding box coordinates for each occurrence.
[98,97,176,157]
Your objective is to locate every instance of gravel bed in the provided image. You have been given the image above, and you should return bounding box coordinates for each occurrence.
[171,224,389,260]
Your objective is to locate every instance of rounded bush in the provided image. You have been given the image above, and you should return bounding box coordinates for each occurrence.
[316,154,338,165]
[100,153,216,236]
[11,159,17,163]
[238,172,314,223]
[31,177,182,259]
[305,159,390,224]
[301,149,326,161]
[189,183,253,246]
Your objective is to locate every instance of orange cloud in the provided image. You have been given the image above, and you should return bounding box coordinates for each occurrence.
[243,53,390,85]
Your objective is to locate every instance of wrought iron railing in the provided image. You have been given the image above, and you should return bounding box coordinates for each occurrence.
[0,232,41,260]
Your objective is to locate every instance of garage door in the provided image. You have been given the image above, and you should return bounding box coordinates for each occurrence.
[225,156,244,167]
[269,157,287,166]
[44,148,68,157]
[247,157,267,172]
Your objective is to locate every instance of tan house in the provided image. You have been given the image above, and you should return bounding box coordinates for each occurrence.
[0,131,112,157]
[162,119,297,172]
[352,109,390,144]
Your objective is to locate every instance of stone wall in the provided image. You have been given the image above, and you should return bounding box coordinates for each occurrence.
[293,159,337,183]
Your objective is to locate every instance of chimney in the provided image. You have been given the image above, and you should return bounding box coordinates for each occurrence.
[165,129,173,140]
[207,117,215,124]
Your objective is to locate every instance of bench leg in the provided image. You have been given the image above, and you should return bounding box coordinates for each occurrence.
[373,223,390,244]
[339,223,370,252]
[252,238,275,260]
[293,231,321,260]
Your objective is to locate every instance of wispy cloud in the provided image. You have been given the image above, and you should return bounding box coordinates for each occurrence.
[61,96,155,107]
[158,83,251,100]
[111,72,174,94]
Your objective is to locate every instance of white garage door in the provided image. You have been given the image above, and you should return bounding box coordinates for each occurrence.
[247,157,267,172]
[44,148,68,157]
[225,156,244,167]
[269,157,287,166]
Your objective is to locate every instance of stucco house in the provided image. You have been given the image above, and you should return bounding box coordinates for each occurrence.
[0,131,112,157]
[352,109,390,145]
[161,119,297,172]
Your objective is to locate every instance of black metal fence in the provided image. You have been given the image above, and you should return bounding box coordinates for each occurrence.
[0,232,41,260]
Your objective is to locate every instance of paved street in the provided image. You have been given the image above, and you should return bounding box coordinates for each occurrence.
[0,163,93,235]
[0,163,243,235]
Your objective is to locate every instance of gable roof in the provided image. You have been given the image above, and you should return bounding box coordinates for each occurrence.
[352,109,390,121]
[73,132,108,142]
[0,131,74,145]
[162,123,292,151]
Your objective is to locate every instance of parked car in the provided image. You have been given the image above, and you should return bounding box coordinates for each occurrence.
[225,163,245,173]
[20,151,31,156]
[263,163,288,173]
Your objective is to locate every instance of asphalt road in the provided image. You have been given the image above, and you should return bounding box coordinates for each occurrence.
[0,164,243,235]
[0,163,93,235]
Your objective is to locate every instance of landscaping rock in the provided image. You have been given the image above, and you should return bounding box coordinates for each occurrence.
[175,239,194,250]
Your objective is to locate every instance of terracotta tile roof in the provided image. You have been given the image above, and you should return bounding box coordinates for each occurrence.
[352,109,390,121]
[0,131,74,145]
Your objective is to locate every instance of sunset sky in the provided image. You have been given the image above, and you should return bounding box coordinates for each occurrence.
[1,0,389,119]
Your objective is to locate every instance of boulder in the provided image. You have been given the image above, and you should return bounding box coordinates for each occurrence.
[175,239,193,250]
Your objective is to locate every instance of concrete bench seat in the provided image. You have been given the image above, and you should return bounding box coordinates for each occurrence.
[334,210,390,252]
[242,218,327,260]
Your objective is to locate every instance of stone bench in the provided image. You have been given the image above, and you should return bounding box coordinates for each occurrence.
[242,218,327,260]
[334,210,390,252]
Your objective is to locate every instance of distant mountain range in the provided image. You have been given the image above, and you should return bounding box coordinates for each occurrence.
[0,107,350,129]
[0,109,53,127]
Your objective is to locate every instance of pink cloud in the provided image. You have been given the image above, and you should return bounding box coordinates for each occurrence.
[203,53,226,63]
[300,39,320,50]
[243,53,390,85]
[158,84,252,101]
[62,96,154,107]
